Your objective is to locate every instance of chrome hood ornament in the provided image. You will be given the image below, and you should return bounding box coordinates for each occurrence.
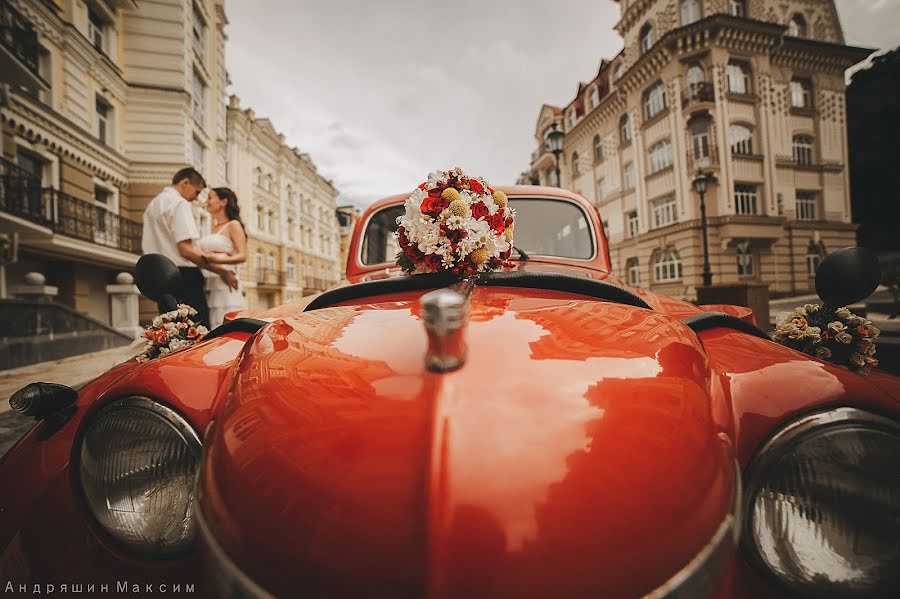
[420,281,473,372]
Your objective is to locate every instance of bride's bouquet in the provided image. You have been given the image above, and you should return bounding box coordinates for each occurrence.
[137,304,209,362]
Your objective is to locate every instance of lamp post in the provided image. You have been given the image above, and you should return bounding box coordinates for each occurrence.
[692,169,715,287]
[546,122,565,188]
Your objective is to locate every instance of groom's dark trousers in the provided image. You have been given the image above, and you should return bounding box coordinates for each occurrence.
[178,266,211,329]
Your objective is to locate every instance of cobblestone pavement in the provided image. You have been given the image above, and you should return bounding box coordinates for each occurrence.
[0,343,142,459]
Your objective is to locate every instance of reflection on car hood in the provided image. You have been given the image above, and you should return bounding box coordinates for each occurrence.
[199,287,736,598]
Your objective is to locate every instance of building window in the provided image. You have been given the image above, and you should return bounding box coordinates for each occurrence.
[192,69,206,127]
[685,63,705,95]
[571,152,580,177]
[729,124,753,155]
[256,206,264,230]
[734,183,759,215]
[567,110,576,130]
[806,241,823,275]
[654,248,682,282]
[690,119,711,161]
[620,114,632,144]
[796,191,818,221]
[623,162,635,190]
[615,63,625,80]
[95,96,112,145]
[730,0,746,17]
[287,217,295,241]
[94,185,110,233]
[627,211,639,238]
[626,257,640,286]
[681,0,701,25]
[267,253,275,273]
[192,3,206,62]
[268,210,276,234]
[192,136,205,169]
[737,241,754,277]
[593,135,603,161]
[652,196,678,229]
[88,9,105,53]
[548,169,559,187]
[255,251,263,273]
[788,13,806,37]
[588,87,599,109]
[649,139,673,173]
[596,178,605,203]
[287,257,295,281]
[726,60,752,94]
[639,24,654,54]
[644,81,666,119]
[790,78,813,109]
[793,135,814,166]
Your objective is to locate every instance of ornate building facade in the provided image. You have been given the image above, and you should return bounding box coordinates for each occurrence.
[524,0,870,300]
[225,96,341,311]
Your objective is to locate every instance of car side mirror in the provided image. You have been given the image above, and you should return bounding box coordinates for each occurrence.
[815,247,881,309]
[135,254,182,313]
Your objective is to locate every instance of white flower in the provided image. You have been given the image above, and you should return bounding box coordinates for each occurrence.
[152,316,162,327]
[835,307,852,319]
[827,321,846,334]
[836,332,853,344]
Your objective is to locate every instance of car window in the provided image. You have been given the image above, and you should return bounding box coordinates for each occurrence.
[360,198,595,266]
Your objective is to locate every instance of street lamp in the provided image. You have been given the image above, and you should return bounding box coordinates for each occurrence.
[692,169,715,287]
[546,122,565,188]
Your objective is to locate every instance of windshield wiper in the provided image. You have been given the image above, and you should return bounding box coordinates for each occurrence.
[512,246,530,261]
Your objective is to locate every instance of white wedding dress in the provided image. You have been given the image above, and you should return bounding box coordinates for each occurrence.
[198,232,245,328]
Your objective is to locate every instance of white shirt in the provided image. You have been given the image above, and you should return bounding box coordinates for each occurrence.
[141,186,199,267]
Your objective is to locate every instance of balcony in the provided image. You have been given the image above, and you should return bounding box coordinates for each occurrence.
[256,268,286,287]
[531,143,549,162]
[0,0,47,90]
[682,82,715,110]
[686,143,720,173]
[1,157,141,255]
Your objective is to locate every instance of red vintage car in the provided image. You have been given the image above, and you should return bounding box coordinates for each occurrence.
[1,186,898,598]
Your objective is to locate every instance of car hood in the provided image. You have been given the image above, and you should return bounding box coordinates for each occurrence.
[199,287,736,598]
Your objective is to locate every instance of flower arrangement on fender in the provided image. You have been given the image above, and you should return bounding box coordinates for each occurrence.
[773,304,880,375]
[136,304,209,362]
[395,167,515,276]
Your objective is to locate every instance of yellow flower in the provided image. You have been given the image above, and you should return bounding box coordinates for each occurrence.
[470,248,489,265]
[448,199,469,217]
[492,190,508,208]
[505,222,515,242]
[441,188,461,202]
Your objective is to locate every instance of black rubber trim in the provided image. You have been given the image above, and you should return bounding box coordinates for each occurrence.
[202,317,269,341]
[477,271,652,310]
[304,270,652,312]
[304,271,460,312]
[682,311,771,340]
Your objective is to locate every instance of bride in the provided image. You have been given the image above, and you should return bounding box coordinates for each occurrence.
[199,187,247,328]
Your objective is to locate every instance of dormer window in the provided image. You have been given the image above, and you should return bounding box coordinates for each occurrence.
[567,110,576,129]
[640,24,654,54]
[615,63,625,80]
[788,13,806,37]
[588,87,599,110]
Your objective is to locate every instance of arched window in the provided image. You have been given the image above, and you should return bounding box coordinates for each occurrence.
[790,77,813,109]
[788,13,806,37]
[639,24,654,54]
[268,210,276,234]
[571,152,580,177]
[730,0,746,17]
[726,60,752,94]
[626,257,640,286]
[593,135,603,161]
[653,248,682,282]
[729,124,753,155]
[649,139,673,173]
[685,63,705,94]
[689,117,711,161]
[793,134,814,166]
[620,114,632,144]
[287,257,295,281]
[737,241,754,277]
[681,0,701,25]
[644,81,667,119]
[256,206,264,229]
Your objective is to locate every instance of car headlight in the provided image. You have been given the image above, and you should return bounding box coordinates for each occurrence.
[742,407,900,597]
[78,397,202,557]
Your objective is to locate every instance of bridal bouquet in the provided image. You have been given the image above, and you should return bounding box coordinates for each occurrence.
[396,167,515,276]
[773,303,880,375]
[137,304,209,362]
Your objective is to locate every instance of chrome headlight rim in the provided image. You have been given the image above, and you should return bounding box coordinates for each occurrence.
[76,395,202,559]
[740,406,900,596]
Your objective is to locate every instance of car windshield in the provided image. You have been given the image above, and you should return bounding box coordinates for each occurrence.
[360,197,595,266]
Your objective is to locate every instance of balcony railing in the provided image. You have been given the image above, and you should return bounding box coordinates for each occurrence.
[0,0,39,76]
[256,268,286,286]
[1,157,142,254]
[686,143,719,173]
[682,82,715,109]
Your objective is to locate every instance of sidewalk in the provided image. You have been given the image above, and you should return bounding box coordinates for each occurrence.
[0,342,143,413]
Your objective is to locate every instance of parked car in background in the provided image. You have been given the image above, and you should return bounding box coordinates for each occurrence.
[2,186,898,598]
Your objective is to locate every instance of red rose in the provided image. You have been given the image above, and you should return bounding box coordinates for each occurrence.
[424,253,443,271]
[857,326,868,337]
[428,188,443,198]
[471,201,489,219]
[186,326,198,339]
[488,212,505,233]
[505,215,514,227]
[421,196,450,217]
[404,245,424,261]
[156,333,169,345]
[417,182,428,190]
[468,179,484,194]
[145,329,156,339]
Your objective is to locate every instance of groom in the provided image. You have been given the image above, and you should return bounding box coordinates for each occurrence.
[141,167,237,329]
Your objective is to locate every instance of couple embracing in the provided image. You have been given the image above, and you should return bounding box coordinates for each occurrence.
[141,167,246,329]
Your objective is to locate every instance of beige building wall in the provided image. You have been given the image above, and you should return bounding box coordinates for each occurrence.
[226,96,340,311]
[526,0,868,300]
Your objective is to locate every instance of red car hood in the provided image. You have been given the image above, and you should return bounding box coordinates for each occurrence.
[199,287,736,598]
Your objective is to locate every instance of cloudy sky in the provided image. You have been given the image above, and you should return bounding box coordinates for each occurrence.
[224,0,900,209]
